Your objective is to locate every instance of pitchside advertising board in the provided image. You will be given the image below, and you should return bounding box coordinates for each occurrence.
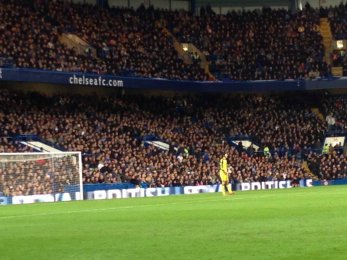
[0,192,82,205]
[0,179,313,205]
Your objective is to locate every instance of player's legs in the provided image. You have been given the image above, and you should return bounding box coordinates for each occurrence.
[220,173,227,195]
[227,183,234,195]
[221,175,235,196]
[225,178,234,195]
[221,180,226,195]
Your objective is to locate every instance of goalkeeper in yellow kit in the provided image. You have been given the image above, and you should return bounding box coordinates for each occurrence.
[219,153,234,196]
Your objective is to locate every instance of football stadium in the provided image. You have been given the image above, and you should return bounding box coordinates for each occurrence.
[0,0,347,259]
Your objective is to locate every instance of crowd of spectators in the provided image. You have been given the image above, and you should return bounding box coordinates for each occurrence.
[0,0,209,81]
[165,6,329,80]
[321,94,347,133]
[307,148,347,180]
[323,3,347,76]
[0,0,106,73]
[0,155,79,196]
[307,92,347,181]
[0,137,33,153]
[44,1,209,80]
[0,0,346,196]
[331,49,346,68]
[326,2,347,40]
[1,89,345,196]
[0,0,334,81]
[222,94,326,154]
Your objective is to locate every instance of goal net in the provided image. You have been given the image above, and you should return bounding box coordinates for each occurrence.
[0,152,83,205]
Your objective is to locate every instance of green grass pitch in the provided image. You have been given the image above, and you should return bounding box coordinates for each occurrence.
[0,186,346,260]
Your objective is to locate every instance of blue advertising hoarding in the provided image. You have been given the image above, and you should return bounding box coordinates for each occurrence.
[0,67,311,93]
[1,180,316,205]
[1,68,347,93]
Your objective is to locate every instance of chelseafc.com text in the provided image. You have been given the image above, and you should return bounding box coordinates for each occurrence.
[69,75,123,87]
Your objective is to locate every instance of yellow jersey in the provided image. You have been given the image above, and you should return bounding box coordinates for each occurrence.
[219,157,228,176]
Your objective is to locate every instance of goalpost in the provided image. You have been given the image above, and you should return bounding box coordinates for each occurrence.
[0,152,83,205]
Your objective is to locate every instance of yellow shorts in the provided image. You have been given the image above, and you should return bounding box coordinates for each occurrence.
[220,174,229,183]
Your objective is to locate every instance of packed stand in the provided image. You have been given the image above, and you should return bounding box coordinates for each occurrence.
[0,155,79,196]
[330,47,347,77]
[326,3,347,40]
[0,0,209,81]
[1,89,337,196]
[43,1,209,80]
[164,7,329,80]
[321,95,347,133]
[0,0,106,73]
[0,137,34,153]
[0,0,332,81]
[306,93,347,180]
[323,3,347,76]
[209,94,326,156]
[329,48,347,77]
[229,150,311,185]
[307,148,347,180]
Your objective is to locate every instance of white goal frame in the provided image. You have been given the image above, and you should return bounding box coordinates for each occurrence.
[0,151,83,204]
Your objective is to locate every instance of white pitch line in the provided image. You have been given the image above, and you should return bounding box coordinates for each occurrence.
[0,189,345,220]
[0,196,242,220]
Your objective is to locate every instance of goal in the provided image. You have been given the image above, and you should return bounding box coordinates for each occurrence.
[0,152,83,205]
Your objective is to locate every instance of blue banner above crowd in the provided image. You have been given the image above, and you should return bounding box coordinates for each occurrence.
[1,67,346,92]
